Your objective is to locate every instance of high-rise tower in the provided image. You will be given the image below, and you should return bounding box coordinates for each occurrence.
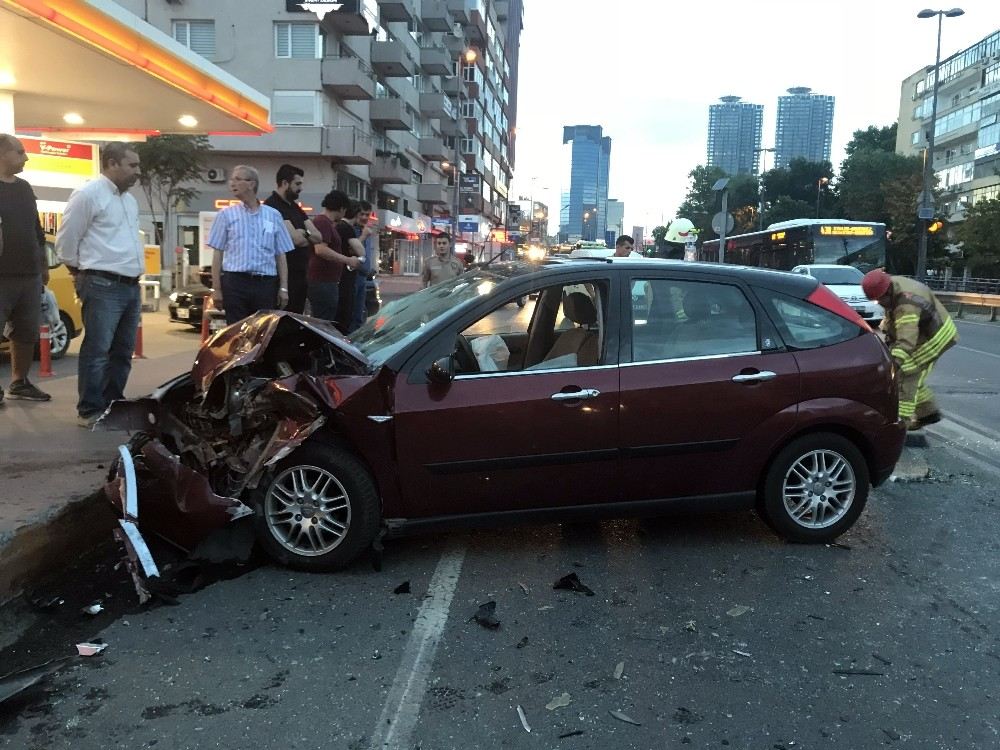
[774,87,835,168]
[707,95,764,175]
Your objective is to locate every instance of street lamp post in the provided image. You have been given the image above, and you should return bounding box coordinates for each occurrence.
[915,7,965,281]
[756,147,775,230]
[815,176,829,218]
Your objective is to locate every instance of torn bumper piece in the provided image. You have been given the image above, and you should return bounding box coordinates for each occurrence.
[106,439,254,602]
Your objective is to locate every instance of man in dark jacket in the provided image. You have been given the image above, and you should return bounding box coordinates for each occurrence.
[0,134,51,404]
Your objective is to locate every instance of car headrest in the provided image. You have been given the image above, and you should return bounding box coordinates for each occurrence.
[563,291,597,326]
[682,294,711,323]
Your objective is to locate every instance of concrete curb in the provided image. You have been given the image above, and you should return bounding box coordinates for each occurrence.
[0,490,117,605]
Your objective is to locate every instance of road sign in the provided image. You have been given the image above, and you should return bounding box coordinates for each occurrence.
[917,207,935,220]
[711,211,734,235]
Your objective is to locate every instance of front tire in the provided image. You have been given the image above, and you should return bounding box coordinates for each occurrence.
[252,444,381,571]
[761,433,869,543]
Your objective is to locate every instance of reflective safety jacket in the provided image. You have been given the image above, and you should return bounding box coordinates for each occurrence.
[883,275,958,374]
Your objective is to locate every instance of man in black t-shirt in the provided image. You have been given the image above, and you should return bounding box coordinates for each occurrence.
[0,134,51,404]
[263,164,321,314]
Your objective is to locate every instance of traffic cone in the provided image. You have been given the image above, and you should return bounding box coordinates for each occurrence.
[38,323,53,377]
[132,314,146,359]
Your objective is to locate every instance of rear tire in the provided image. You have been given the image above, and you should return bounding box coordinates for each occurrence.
[761,433,869,543]
[252,443,381,571]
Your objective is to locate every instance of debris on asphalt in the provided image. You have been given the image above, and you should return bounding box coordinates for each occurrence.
[81,602,104,616]
[832,669,884,676]
[371,649,382,660]
[473,600,501,630]
[684,620,697,632]
[75,642,108,657]
[553,572,595,596]
[613,661,625,679]
[732,649,752,658]
[726,605,750,617]
[827,542,852,550]
[559,730,585,739]
[545,692,571,710]
[515,636,529,649]
[0,659,67,705]
[518,581,529,594]
[516,704,531,732]
[31,595,65,610]
[673,707,703,724]
[609,709,641,726]
[872,653,892,665]
[393,581,411,594]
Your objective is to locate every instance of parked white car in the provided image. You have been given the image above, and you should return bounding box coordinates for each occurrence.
[791,264,884,327]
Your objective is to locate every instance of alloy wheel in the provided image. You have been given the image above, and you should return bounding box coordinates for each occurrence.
[265,464,352,556]
[782,449,856,529]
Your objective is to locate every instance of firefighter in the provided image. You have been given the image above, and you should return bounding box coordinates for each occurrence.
[861,269,958,431]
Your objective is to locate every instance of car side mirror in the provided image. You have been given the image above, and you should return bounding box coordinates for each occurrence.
[427,355,455,384]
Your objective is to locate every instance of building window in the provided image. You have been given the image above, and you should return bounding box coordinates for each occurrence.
[271,91,321,126]
[274,22,321,59]
[172,20,215,58]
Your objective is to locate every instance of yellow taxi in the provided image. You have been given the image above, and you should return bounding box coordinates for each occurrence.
[0,234,83,360]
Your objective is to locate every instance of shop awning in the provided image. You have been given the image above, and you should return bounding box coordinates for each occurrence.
[0,0,271,135]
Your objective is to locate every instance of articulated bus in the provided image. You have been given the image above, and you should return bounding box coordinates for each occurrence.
[698,219,887,272]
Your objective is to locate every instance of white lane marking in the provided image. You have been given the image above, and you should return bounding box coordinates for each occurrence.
[370,541,467,750]
[956,345,1000,360]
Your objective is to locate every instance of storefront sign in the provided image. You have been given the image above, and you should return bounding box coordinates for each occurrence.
[20,136,98,190]
[378,209,425,235]
[459,174,481,194]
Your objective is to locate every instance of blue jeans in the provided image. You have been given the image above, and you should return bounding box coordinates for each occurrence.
[307,281,340,322]
[77,274,141,418]
[350,273,368,331]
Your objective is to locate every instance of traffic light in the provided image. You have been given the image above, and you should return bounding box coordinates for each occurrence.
[928,219,944,233]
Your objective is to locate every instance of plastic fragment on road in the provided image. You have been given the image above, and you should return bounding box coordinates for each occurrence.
[613,661,625,680]
[733,649,752,658]
[518,581,529,594]
[546,692,571,710]
[516,704,531,732]
[559,730,585,739]
[609,709,641,726]
[553,572,595,596]
[81,603,103,616]
[473,600,501,630]
[393,580,411,594]
[684,620,697,632]
[727,605,750,617]
[76,643,108,657]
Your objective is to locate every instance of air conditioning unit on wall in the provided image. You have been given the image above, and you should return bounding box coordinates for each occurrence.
[205,168,226,183]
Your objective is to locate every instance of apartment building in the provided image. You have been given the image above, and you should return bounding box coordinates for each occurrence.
[707,96,764,176]
[115,0,523,273]
[896,30,1000,222]
[774,87,834,169]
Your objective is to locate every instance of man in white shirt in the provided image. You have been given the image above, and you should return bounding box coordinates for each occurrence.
[57,142,143,427]
[614,235,642,258]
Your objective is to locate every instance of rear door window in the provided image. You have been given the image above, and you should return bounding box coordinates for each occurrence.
[754,288,861,350]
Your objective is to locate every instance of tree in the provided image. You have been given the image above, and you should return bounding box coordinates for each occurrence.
[956,198,1000,276]
[838,150,922,223]
[762,158,833,205]
[844,123,898,159]
[676,165,727,240]
[133,135,212,275]
[880,171,950,275]
[763,196,814,226]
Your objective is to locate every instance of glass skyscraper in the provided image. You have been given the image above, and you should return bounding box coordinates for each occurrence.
[561,125,611,242]
[775,87,835,168]
[707,96,764,175]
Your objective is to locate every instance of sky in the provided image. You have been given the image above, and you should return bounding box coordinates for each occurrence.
[508,0,1000,236]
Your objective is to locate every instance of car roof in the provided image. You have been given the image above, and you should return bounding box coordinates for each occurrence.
[793,263,856,270]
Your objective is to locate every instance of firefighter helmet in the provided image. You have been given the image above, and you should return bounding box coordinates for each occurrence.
[861,269,892,300]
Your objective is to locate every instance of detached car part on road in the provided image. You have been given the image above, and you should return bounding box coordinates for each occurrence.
[102,258,905,587]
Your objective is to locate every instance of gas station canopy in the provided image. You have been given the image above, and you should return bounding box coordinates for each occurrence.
[0,0,271,135]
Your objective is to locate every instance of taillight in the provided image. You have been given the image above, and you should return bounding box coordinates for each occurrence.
[805,284,872,331]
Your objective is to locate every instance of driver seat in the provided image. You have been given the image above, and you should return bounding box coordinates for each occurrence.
[541,292,600,366]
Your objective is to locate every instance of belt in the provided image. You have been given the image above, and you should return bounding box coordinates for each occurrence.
[82,269,140,285]
[224,271,277,279]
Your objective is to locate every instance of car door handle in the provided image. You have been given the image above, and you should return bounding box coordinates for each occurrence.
[551,388,601,401]
[731,370,777,383]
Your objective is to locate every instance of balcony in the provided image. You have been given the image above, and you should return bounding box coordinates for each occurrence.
[442,75,468,98]
[318,0,373,35]
[324,126,375,165]
[370,98,410,130]
[420,0,453,32]
[446,0,470,23]
[418,182,450,205]
[420,47,453,76]
[370,154,412,184]
[462,150,485,174]
[320,57,375,101]
[418,136,449,161]
[209,126,322,155]
[419,92,455,119]
[371,39,416,77]
[379,0,414,22]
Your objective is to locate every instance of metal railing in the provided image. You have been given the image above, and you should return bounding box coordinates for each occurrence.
[925,276,1000,294]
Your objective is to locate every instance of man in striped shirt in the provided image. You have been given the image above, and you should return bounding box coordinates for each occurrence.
[209,165,295,325]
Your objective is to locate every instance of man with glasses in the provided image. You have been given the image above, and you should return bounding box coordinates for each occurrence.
[209,165,294,325]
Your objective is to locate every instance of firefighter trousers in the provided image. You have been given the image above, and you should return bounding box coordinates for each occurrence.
[898,360,938,427]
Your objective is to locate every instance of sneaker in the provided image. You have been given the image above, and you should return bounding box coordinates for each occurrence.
[7,379,51,402]
[78,413,100,429]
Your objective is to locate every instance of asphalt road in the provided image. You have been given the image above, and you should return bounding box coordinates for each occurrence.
[930,317,1000,438]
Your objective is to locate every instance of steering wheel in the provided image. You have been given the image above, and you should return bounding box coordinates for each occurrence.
[454,335,479,373]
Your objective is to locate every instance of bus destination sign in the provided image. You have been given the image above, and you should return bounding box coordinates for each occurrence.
[820,226,875,237]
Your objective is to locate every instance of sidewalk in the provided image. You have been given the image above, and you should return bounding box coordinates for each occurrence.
[0,276,424,603]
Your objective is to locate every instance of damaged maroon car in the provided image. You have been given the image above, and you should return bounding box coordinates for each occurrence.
[103,259,905,588]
